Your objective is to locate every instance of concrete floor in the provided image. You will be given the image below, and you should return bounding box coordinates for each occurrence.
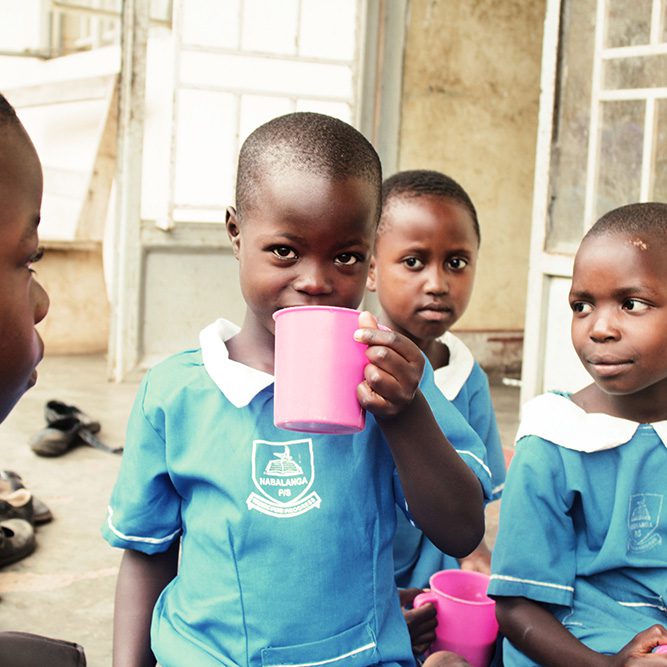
[0,354,520,666]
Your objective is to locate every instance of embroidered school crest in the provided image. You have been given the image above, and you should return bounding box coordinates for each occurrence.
[246,439,321,518]
[628,493,663,553]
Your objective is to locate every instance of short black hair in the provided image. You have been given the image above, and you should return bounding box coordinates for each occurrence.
[236,111,382,221]
[380,169,480,244]
[0,93,19,127]
[585,202,667,248]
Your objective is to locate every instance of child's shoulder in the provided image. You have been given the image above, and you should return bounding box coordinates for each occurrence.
[143,348,206,395]
[517,391,642,453]
[434,332,488,399]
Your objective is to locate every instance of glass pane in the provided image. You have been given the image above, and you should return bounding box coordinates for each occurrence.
[173,90,238,207]
[181,0,240,49]
[606,0,652,47]
[605,54,667,89]
[653,99,667,201]
[181,51,353,99]
[241,0,299,55]
[546,0,596,252]
[299,0,357,60]
[596,100,644,218]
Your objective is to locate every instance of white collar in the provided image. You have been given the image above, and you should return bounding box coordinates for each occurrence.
[516,392,667,452]
[199,319,274,408]
[432,332,474,400]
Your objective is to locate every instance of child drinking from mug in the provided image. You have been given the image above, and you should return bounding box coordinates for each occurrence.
[367,170,504,660]
[103,113,492,667]
[489,203,667,665]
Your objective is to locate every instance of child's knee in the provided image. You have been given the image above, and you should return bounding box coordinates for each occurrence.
[421,650,472,667]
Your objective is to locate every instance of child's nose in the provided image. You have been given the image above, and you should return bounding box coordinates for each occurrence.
[33,280,50,325]
[425,265,448,294]
[293,262,333,296]
[589,309,619,341]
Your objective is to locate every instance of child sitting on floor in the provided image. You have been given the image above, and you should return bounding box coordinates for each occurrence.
[489,202,667,665]
[367,170,505,662]
[0,92,86,666]
[102,112,492,667]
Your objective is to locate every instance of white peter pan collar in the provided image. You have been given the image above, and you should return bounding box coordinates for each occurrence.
[199,319,274,408]
[516,392,667,452]
[432,332,475,400]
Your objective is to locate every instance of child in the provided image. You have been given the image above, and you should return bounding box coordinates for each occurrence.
[366,170,505,660]
[488,202,667,665]
[0,92,86,665]
[102,112,493,667]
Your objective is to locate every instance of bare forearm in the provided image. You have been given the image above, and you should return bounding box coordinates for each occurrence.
[113,542,180,667]
[379,391,484,557]
[496,597,610,667]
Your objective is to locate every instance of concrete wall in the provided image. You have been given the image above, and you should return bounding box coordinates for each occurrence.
[35,245,110,355]
[397,0,546,344]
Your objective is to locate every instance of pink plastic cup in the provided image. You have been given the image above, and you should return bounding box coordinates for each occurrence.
[273,306,371,434]
[413,569,499,667]
[654,645,667,654]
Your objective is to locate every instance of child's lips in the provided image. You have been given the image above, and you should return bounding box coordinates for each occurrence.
[417,306,452,322]
[586,355,633,376]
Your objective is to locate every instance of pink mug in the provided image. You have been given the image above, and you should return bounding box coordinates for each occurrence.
[413,569,499,667]
[273,306,372,434]
[654,645,667,654]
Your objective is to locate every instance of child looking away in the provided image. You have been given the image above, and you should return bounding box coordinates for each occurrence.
[489,203,667,666]
[103,113,492,667]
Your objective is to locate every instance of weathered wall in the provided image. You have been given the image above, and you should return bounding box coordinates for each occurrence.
[35,247,110,355]
[398,0,546,337]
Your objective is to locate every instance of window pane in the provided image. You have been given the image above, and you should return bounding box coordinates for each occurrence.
[299,0,357,60]
[181,0,240,48]
[174,90,238,207]
[545,0,596,252]
[605,54,667,89]
[654,99,667,201]
[241,0,298,55]
[295,99,352,123]
[606,0,652,47]
[596,100,644,218]
[181,51,353,99]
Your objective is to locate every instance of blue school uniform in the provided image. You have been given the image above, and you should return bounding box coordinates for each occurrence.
[103,319,492,667]
[393,333,506,589]
[489,392,667,666]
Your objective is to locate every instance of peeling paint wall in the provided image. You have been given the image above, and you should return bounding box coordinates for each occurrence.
[398,0,546,335]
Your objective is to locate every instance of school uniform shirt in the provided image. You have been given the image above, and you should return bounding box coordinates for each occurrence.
[489,392,667,666]
[393,332,506,589]
[103,318,492,667]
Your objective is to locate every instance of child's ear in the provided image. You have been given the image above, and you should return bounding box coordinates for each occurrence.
[226,206,241,259]
[366,256,377,292]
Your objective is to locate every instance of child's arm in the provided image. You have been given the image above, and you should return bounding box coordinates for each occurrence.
[113,542,179,667]
[355,311,484,557]
[496,596,667,667]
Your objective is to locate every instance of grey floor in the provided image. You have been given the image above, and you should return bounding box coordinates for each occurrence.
[0,354,520,666]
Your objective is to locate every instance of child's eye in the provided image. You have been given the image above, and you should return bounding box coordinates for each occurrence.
[571,301,592,314]
[447,257,469,271]
[623,298,650,313]
[403,257,424,270]
[334,253,363,266]
[28,246,44,273]
[272,246,297,260]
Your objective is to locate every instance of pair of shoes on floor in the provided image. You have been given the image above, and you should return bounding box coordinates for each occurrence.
[29,400,122,457]
[0,470,52,525]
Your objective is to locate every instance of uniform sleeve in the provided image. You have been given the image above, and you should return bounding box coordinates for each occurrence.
[460,363,506,501]
[488,435,576,607]
[419,360,493,501]
[101,370,182,554]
